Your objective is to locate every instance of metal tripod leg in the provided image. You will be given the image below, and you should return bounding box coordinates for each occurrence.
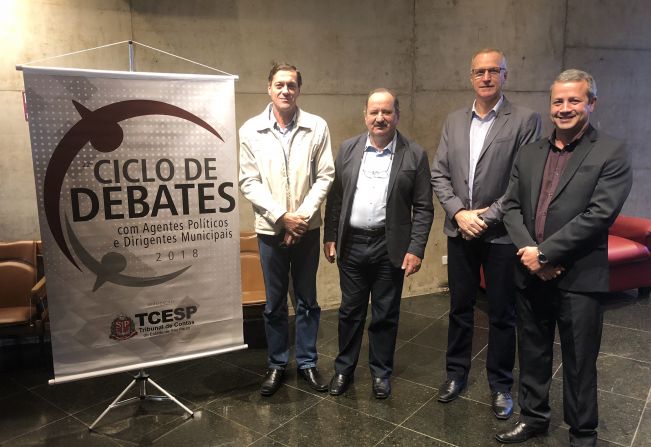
[89,369,193,431]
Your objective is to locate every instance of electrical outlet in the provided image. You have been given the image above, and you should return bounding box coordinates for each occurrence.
[441,255,448,265]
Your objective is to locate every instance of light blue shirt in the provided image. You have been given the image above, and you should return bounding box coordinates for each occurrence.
[349,133,396,229]
[269,105,297,163]
[469,96,503,207]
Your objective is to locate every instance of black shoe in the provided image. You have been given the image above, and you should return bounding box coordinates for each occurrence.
[492,391,513,420]
[260,368,284,396]
[298,367,328,392]
[495,421,547,444]
[329,373,353,395]
[372,376,391,399]
[437,378,466,403]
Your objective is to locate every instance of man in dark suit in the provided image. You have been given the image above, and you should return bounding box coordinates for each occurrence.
[431,48,541,418]
[323,88,433,399]
[496,69,632,446]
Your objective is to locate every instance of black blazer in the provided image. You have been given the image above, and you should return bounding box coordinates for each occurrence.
[503,126,632,292]
[323,131,434,268]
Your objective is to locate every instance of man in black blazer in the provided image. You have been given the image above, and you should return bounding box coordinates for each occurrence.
[496,70,632,446]
[431,48,541,418]
[323,88,433,399]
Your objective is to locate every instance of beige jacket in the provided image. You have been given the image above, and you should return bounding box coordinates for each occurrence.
[239,105,335,235]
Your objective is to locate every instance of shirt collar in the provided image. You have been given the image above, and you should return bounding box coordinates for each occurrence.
[268,104,297,132]
[547,123,589,152]
[472,95,504,119]
[365,132,397,155]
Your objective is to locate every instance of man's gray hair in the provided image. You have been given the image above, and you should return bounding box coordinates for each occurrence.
[552,69,597,101]
[471,48,508,70]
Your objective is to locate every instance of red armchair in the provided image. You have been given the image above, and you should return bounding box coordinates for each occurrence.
[608,215,651,296]
[478,215,651,297]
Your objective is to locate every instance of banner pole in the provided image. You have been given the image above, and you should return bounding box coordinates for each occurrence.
[128,40,135,72]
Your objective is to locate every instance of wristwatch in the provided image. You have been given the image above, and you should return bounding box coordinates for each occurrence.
[537,249,549,265]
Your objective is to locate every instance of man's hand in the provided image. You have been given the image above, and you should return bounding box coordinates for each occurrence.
[536,265,565,281]
[517,246,543,273]
[323,242,336,263]
[454,208,489,239]
[281,232,300,247]
[281,212,308,237]
[402,253,422,277]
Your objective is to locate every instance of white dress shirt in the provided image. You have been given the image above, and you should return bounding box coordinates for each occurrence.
[349,133,396,229]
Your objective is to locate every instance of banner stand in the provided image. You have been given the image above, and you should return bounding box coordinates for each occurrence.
[89,369,193,430]
[17,42,241,432]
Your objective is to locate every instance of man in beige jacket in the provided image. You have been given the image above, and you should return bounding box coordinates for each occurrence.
[239,62,334,396]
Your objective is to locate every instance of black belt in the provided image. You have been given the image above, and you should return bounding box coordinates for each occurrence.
[350,227,385,237]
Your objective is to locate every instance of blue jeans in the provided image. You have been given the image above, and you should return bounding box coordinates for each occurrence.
[257,229,321,370]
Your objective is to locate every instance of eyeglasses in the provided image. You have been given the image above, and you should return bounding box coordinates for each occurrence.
[471,67,505,79]
[361,149,393,179]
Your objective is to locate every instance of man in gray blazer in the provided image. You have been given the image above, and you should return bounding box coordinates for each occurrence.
[323,88,433,399]
[431,48,540,418]
[496,69,632,446]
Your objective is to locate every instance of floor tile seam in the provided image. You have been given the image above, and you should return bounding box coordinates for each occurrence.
[145,407,243,445]
[92,398,196,441]
[0,388,24,401]
[595,438,630,447]
[603,322,651,334]
[142,414,194,445]
[596,387,649,402]
[552,361,563,378]
[391,374,438,391]
[547,376,650,402]
[215,358,267,377]
[401,319,435,344]
[318,333,340,346]
[390,424,460,447]
[471,343,487,361]
[372,426,400,447]
[247,436,290,447]
[66,411,135,439]
[400,308,442,320]
[280,380,331,400]
[262,394,332,439]
[0,413,71,446]
[402,339,448,354]
[395,393,436,426]
[201,404,274,444]
[319,394,405,428]
[67,412,133,447]
[22,386,83,419]
[597,351,651,365]
[371,421,459,447]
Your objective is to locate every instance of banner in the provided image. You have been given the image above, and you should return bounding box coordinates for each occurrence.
[22,67,244,384]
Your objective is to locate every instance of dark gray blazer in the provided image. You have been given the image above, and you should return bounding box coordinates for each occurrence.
[431,97,541,240]
[503,126,632,292]
[323,131,434,268]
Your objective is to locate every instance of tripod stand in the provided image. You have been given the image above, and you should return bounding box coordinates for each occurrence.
[89,369,193,430]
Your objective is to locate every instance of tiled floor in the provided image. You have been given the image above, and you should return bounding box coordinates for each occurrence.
[0,292,649,446]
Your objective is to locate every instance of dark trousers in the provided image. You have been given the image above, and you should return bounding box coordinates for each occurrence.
[517,284,602,447]
[335,232,405,379]
[257,229,321,370]
[446,236,517,391]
